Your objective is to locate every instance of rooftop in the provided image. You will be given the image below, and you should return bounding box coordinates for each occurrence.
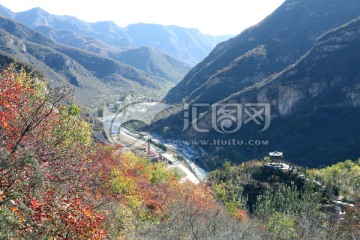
[269,151,283,157]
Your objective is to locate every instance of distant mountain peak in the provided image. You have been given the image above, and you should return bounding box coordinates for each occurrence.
[0,4,14,18]
[91,20,123,34]
[14,6,52,28]
[95,20,118,26]
[24,7,50,16]
[93,20,120,30]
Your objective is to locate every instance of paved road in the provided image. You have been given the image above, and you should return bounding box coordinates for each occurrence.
[113,130,201,184]
[162,153,200,184]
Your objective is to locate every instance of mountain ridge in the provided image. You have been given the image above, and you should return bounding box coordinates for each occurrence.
[184,16,360,169]
[1,5,231,65]
[0,16,165,106]
[165,0,360,104]
[150,0,360,169]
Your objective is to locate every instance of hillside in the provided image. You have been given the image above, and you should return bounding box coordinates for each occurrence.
[184,17,360,169]
[0,16,167,106]
[165,0,360,104]
[125,23,230,65]
[0,68,251,239]
[207,159,360,239]
[151,0,360,169]
[2,65,358,239]
[33,25,123,58]
[115,46,191,83]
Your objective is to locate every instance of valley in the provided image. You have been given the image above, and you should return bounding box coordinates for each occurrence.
[1,0,360,239]
[99,111,207,184]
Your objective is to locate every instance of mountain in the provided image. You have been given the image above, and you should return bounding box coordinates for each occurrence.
[0,5,13,18]
[125,23,231,65]
[13,7,93,33]
[115,46,191,83]
[0,4,223,85]
[30,26,190,82]
[165,0,360,104]
[151,0,360,169]
[182,17,360,169]
[0,16,164,106]
[5,6,230,65]
[33,25,123,58]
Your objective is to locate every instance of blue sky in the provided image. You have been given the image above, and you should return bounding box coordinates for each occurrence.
[0,0,285,35]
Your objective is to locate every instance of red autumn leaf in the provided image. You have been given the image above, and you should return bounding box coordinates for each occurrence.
[11,206,18,213]
[30,198,44,209]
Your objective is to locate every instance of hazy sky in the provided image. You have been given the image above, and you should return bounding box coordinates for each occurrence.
[0,0,285,35]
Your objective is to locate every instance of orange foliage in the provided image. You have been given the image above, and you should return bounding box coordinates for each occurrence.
[0,68,106,239]
[109,153,221,222]
[0,67,246,239]
[26,193,106,239]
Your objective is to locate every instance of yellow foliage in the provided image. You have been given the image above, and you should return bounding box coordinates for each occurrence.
[110,170,137,195]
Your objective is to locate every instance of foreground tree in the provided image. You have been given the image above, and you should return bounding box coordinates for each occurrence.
[0,66,105,239]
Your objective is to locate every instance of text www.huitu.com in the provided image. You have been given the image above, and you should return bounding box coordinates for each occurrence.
[182,139,269,146]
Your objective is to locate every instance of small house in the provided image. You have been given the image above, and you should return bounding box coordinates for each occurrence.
[269,151,283,164]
